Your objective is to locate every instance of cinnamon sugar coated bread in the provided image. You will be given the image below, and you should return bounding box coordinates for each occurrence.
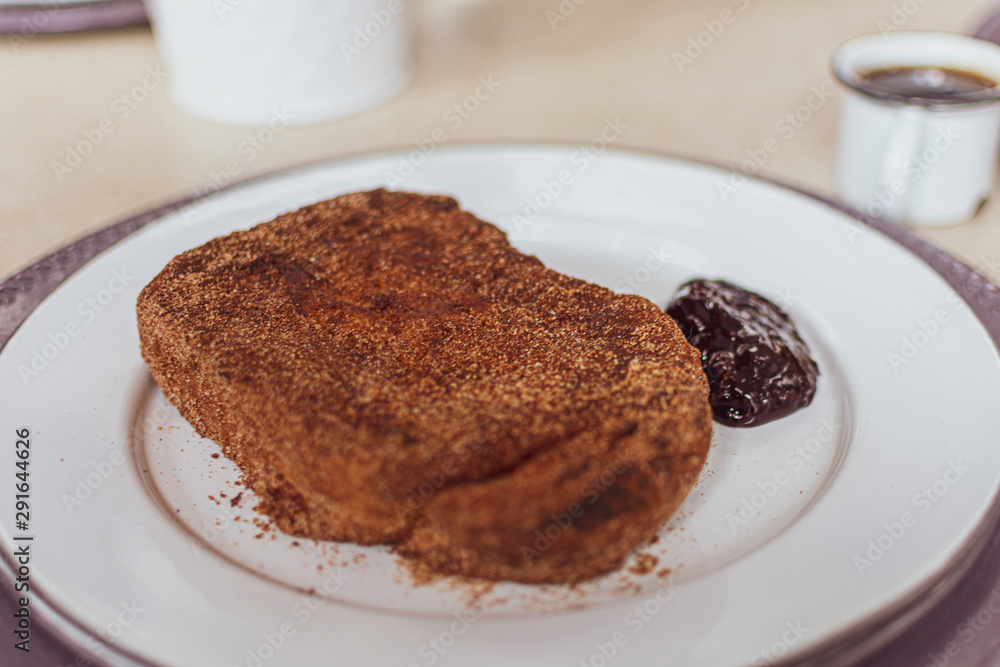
[136,189,712,584]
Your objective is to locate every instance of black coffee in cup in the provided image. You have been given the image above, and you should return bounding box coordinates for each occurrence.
[857,66,999,104]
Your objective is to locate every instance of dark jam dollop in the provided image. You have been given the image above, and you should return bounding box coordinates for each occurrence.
[666,279,819,427]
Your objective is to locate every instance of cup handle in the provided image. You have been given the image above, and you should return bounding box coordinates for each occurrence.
[875,107,928,222]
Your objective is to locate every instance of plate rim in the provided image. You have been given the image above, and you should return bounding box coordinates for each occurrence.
[3,140,1000,667]
[0,0,146,35]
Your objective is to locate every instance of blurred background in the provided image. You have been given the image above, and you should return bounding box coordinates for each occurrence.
[4,0,1000,286]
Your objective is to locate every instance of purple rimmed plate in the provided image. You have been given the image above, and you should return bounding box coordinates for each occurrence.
[2,144,1000,666]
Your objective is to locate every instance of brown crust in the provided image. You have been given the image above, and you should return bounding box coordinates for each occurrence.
[136,189,712,584]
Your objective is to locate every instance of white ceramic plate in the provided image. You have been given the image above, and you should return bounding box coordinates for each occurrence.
[2,144,1000,667]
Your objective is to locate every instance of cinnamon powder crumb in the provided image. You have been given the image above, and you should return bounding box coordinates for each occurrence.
[628,553,659,576]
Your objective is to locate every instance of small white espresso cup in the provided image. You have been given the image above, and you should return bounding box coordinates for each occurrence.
[145,0,413,126]
[833,32,1000,227]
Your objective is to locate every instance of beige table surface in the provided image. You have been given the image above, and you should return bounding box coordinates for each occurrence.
[4,0,1000,286]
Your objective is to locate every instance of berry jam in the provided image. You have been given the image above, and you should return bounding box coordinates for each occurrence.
[666,279,819,427]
